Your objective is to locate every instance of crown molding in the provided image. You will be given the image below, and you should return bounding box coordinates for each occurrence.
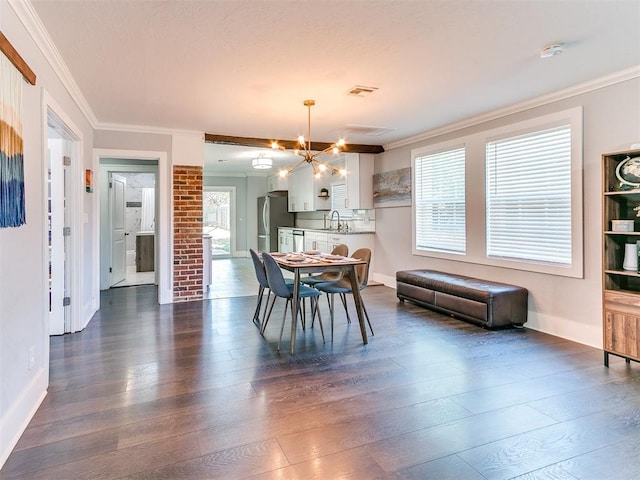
[95,121,203,137]
[385,65,640,151]
[10,0,98,127]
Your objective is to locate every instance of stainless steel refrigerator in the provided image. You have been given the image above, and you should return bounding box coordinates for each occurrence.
[257,194,294,252]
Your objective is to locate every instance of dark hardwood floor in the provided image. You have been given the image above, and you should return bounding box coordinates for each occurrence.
[3,284,640,479]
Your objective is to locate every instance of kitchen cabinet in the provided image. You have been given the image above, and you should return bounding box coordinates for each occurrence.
[326,232,375,280]
[288,166,330,212]
[278,227,293,253]
[305,231,329,253]
[602,148,640,367]
[341,153,374,210]
[267,174,288,192]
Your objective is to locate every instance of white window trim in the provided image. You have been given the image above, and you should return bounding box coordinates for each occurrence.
[411,106,583,278]
[412,142,467,256]
[411,140,467,260]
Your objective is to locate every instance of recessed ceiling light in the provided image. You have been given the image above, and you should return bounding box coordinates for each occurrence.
[540,43,564,59]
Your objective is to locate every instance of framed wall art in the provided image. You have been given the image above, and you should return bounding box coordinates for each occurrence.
[373,167,411,208]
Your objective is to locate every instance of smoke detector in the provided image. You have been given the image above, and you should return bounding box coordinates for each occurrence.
[540,44,564,59]
[346,85,378,97]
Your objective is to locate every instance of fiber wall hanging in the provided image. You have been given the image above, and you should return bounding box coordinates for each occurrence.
[0,51,25,228]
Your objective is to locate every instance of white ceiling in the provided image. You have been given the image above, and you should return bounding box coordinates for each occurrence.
[30,0,640,174]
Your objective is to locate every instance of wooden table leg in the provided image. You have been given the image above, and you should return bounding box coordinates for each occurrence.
[290,269,301,354]
[348,266,368,345]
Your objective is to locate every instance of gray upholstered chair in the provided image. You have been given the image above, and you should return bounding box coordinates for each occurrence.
[262,252,325,351]
[249,249,272,328]
[301,244,348,287]
[315,248,373,341]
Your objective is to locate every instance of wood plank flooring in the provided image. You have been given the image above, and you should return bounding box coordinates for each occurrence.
[2,284,640,479]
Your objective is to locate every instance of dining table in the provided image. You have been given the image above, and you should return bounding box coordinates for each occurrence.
[272,252,369,354]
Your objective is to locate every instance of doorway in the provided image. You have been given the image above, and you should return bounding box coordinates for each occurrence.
[108,172,156,287]
[46,110,79,335]
[203,187,236,258]
[98,157,164,296]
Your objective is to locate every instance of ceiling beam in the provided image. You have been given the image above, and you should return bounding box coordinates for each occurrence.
[204,133,384,154]
[0,31,36,85]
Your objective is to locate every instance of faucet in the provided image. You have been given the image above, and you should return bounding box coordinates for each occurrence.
[330,210,341,231]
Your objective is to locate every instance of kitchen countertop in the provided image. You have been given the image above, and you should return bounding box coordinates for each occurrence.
[278,227,375,235]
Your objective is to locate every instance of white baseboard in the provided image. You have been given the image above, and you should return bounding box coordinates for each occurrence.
[524,311,602,349]
[81,298,98,331]
[0,369,47,469]
[372,272,396,288]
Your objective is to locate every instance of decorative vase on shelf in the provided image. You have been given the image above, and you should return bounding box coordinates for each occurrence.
[623,243,638,271]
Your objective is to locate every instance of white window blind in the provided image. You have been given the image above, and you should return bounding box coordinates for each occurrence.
[414,147,466,253]
[486,124,571,265]
[331,183,352,219]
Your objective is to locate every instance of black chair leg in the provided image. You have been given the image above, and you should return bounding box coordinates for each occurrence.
[313,297,325,343]
[253,285,264,325]
[329,293,335,341]
[340,293,351,323]
[277,299,291,352]
[261,294,277,335]
[362,301,374,336]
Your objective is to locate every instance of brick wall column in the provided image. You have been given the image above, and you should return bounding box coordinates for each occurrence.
[173,165,203,302]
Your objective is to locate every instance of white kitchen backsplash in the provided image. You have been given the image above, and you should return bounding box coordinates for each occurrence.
[295,209,375,232]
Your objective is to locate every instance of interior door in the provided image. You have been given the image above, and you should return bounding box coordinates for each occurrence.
[110,174,126,286]
[48,142,65,334]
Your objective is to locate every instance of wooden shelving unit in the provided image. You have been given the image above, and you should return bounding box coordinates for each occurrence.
[602,148,640,366]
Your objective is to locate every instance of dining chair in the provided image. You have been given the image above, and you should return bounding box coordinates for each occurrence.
[249,249,298,334]
[315,247,374,341]
[301,243,348,287]
[262,252,325,352]
[249,249,273,328]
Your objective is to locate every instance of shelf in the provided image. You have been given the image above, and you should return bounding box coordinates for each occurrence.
[604,288,640,296]
[603,150,640,368]
[605,269,640,277]
[605,189,640,196]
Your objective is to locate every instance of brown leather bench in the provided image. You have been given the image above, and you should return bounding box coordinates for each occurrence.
[396,269,528,328]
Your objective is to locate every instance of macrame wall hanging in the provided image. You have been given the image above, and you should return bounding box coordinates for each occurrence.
[0,51,25,227]
[0,31,36,228]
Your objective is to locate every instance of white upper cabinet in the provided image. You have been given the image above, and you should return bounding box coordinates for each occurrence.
[287,166,331,212]
[286,153,373,212]
[344,153,374,210]
[267,174,288,192]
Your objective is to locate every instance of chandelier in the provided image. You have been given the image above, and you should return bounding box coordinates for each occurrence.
[271,100,347,178]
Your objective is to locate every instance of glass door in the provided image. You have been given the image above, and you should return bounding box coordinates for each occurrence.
[203,187,235,258]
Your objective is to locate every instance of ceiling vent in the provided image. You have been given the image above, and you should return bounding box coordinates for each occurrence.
[340,124,394,137]
[346,85,378,97]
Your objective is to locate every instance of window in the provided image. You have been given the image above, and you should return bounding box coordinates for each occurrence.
[413,147,466,254]
[486,124,571,265]
[331,183,352,219]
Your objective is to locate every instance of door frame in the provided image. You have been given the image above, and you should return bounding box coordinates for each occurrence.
[42,90,84,337]
[94,149,171,304]
[203,186,236,258]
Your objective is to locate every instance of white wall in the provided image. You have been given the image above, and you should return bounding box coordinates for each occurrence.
[0,0,96,466]
[374,76,640,348]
